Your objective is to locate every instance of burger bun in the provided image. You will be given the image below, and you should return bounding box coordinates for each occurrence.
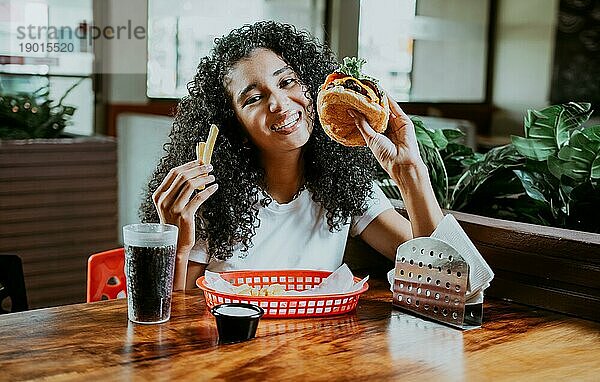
[317,85,390,147]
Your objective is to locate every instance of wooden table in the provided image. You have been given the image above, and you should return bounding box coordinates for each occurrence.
[1,278,599,381]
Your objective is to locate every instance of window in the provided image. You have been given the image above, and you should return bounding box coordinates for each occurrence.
[358,0,416,101]
[147,0,327,99]
[0,0,94,136]
[359,0,490,102]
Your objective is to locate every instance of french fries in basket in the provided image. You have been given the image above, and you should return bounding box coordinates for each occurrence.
[196,124,219,190]
[232,283,286,296]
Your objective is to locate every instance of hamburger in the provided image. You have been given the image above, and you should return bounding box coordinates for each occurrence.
[317,57,390,147]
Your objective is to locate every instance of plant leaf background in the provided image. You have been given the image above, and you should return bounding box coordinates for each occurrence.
[376,102,599,233]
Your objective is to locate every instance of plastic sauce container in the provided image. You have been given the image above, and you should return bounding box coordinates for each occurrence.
[211,303,264,344]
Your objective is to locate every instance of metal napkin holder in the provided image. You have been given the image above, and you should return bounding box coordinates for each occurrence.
[392,237,483,330]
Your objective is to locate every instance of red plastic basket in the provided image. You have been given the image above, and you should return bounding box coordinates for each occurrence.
[196,270,369,318]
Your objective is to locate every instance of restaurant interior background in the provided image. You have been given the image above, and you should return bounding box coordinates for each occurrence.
[1,0,598,309]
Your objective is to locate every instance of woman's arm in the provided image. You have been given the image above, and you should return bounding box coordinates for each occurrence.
[348,95,443,259]
[390,161,443,238]
[359,162,442,261]
[185,261,207,290]
[359,209,411,261]
[173,248,209,291]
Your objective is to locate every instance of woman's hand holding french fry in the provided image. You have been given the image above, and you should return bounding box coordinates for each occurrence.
[152,124,220,254]
[195,124,219,190]
[152,161,217,253]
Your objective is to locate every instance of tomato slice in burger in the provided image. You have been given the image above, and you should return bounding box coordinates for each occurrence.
[322,72,347,89]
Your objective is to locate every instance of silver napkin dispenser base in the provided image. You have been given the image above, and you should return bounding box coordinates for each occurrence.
[392,237,483,330]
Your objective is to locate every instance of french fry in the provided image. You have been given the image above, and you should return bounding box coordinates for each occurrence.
[196,142,206,164]
[195,141,206,190]
[265,283,286,296]
[195,125,218,191]
[203,124,219,165]
[232,283,286,296]
[232,284,253,296]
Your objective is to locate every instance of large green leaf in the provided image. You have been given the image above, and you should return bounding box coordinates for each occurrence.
[547,155,564,179]
[414,126,435,148]
[450,145,526,210]
[512,162,568,223]
[556,125,600,185]
[428,129,448,149]
[442,129,465,142]
[514,170,548,202]
[511,136,556,160]
[412,117,448,150]
[419,142,449,207]
[583,126,600,188]
[592,156,600,189]
[512,102,592,161]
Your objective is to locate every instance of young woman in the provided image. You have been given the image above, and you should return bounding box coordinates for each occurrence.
[140,21,443,290]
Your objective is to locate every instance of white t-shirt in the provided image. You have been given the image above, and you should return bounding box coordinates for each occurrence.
[189,182,393,272]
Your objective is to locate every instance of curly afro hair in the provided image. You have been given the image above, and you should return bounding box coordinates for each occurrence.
[140,21,378,261]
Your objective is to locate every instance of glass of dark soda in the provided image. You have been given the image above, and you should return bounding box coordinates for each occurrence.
[122,223,178,324]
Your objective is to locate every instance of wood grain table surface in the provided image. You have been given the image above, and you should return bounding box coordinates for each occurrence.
[1,278,599,381]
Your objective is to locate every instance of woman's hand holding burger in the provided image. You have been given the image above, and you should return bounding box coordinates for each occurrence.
[349,95,443,236]
[315,56,425,178]
[348,96,443,237]
[347,97,425,178]
[317,57,443,234]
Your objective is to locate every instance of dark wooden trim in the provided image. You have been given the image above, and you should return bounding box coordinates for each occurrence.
[485,0,498,105]
[490,273,600,321]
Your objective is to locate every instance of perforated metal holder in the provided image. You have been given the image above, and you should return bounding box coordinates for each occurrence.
[392,237,483,330]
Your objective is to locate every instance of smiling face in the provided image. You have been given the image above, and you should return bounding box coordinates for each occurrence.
[225,48,314,155]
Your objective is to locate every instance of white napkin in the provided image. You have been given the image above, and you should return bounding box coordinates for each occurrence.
[388,214,494,303]
[205,263,368,296]
[431,214,494,300]
[204,270,238,294]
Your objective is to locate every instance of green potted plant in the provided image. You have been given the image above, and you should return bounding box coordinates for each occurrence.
[378,102,599,234]
[0,80,80,139]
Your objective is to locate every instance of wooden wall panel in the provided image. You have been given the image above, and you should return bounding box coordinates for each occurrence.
[454,211,600,321]
[0,138,120,309]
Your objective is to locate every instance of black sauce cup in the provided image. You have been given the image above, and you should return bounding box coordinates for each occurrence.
[211,303,264,344]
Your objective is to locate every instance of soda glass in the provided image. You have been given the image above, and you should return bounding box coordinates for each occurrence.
[122,223,178,324]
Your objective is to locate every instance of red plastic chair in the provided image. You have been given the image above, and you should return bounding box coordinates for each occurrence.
[87,248,127,302]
